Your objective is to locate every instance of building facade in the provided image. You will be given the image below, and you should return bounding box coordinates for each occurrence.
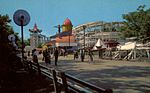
[47,18,77,48]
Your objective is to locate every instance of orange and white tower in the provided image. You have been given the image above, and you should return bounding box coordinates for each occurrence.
[54,18,77,48]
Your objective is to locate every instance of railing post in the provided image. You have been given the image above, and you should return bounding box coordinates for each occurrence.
[60,72,68,93]
[27,61,30,71]
[52,70,59,93]
[29,61,33,70]
[29,61,33,73]
[37,62,41,75]
[23,60,28,71]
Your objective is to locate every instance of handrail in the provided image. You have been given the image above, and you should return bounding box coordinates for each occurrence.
[66,74,113,93]
[66,73,108,93]
[23,60,113,93]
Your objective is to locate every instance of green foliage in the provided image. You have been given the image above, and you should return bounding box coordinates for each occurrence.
[17,38,22,48]
[16,38,30,48]
[121,5,150,43]
[24,38,30,46]
[0,14,24,76]
[0,14,11,44]
[0,14,20,43]
[37,43,42,48]
[0,15,11,33]
[0,14,14,63]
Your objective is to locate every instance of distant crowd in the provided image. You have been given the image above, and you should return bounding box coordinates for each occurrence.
[27,48,94,66]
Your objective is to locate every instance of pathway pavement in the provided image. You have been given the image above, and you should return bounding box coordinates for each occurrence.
[35,55,150,93]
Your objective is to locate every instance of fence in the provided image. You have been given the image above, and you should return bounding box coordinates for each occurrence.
[23,60,113,93]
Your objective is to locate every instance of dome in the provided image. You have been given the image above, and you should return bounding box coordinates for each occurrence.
[63,18,72,26]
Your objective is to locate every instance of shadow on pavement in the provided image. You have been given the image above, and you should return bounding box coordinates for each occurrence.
[54,60,150,93]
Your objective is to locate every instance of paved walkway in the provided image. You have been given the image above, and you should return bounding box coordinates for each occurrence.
[36,55,150,93]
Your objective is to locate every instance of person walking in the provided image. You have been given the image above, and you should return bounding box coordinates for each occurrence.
[27,51,30,56]
[88,49,93,62]
[32,49,38,63]
[32,49,41,74]
[74,50,76,60]
[54,48,59,66]
[43,49,51,65]
[80,49,85,62]
[42,50,46,61]
[74,50,78,60]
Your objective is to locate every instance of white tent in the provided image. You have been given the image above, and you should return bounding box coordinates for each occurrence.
[92,39,107,50]
[117,42,136,50]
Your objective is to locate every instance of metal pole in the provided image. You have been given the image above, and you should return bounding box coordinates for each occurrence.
[21,18,24,59]
[83,25,86,61]
[83,25,86,49]
[69,34,70,47]
[69,26,72,47]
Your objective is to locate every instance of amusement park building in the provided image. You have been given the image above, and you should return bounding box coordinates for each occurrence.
[47,18,77,48]
[29,24,50,49]
[72,21,123,48]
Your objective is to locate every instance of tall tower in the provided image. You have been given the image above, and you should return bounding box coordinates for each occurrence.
[29,23,42,49]
[62,18,73,32]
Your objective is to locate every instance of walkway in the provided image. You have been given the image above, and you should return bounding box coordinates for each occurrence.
[39,55,150,93]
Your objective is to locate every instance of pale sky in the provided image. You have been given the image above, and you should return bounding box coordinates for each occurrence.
[0,0,150,39]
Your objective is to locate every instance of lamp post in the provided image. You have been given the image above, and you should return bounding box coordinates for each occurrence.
[13,10,30,59]
[83,25,86,50]
[20,17,24,58]
[69,31,70,47]
[69,25,73,47]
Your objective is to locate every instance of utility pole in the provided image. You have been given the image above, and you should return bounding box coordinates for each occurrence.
[20,16,24,59]
[69,31,70,47]
[83,25,86,50]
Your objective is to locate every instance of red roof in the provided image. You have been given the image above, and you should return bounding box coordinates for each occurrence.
[29,23,42,33]
[34,24,38,31]
[63,18,72,26]
[46,40,56,46]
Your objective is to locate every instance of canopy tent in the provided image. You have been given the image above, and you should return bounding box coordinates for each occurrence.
[92,39,107,50]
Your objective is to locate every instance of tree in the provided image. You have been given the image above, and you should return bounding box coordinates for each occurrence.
[0,14,24,82]
[0,14,20,59]
[0,15,11,43]
[0,15,15,71]
[37,43,42,48]
[24,38,30,46]
[121,5,150,43]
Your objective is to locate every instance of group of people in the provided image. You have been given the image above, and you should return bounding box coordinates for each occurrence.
[74,49,93,62]
[32,48,59,66]
[31,47,94,66]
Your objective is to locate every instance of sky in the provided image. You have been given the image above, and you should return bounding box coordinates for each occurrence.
[0,0,150,39]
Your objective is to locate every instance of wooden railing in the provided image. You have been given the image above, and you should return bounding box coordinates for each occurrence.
[23,60,113,93]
